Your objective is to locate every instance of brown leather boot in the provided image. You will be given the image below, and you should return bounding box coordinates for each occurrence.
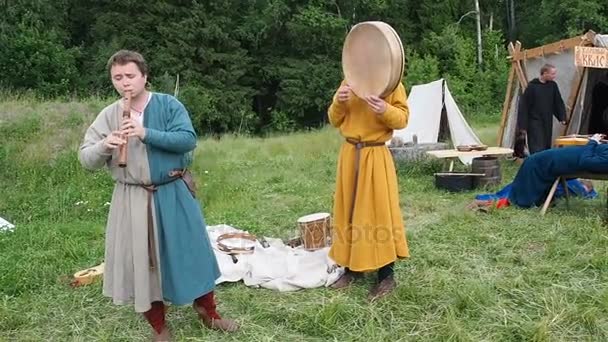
[367,275,396,302]
[330,271,360,289]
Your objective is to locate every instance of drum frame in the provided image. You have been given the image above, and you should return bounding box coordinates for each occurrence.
[297,213,332,251]
[342,21,405,99]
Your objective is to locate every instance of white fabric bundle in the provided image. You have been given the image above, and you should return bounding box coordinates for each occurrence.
[207,224,344,292]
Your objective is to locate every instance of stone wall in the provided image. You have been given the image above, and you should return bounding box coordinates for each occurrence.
[389,142,449,162]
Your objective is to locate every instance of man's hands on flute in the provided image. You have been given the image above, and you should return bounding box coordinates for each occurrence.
[120,118,146,140]
[103,118,146,152]
[103,132,126,151]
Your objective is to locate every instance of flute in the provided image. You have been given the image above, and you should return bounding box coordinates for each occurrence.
[117,92,131,168]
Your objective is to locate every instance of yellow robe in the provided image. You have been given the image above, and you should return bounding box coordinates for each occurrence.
[327,82,410,272]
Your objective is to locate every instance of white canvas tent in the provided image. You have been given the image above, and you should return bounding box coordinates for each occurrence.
[391,78,482,164]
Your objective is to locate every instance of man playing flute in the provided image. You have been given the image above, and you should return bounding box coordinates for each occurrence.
[79,50,238,341]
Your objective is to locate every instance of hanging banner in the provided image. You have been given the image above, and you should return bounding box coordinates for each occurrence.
[574,46,608,69]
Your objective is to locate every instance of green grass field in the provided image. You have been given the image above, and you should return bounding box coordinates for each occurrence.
[2,100,608,341]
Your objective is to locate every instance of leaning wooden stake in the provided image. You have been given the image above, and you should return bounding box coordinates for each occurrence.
[498,64,516,146]
[540,178,560,216]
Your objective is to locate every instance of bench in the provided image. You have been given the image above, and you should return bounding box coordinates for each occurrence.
[540,172,608,216]
[426,147,513,171]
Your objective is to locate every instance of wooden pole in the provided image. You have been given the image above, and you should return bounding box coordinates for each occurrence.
[509,31,596,61]
[540,178,560,216]
[500,42,528,147]
[498,64,516,146]
[508,42,528,90]
[562,66,586,136]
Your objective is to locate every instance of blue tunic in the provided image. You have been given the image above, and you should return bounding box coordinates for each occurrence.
[79,92,220,312]
[143,93,220,305]
[509,140,608,207]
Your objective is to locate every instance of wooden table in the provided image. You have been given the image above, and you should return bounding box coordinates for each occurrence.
[554,137,589,146]
[426,147,514,171]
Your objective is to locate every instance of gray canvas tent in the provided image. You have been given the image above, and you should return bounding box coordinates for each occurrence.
[499,31,608,149]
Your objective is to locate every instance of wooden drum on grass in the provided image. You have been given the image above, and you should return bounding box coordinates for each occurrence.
[342,21,405,99]
[297,213,332,251]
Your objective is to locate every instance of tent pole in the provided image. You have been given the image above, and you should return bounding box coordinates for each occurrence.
[563,61,587,136]
[500,41,527,148]
[509,41,528,89]
[498,64,516,146]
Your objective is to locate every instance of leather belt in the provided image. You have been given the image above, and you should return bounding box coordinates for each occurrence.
[120,169,188,270]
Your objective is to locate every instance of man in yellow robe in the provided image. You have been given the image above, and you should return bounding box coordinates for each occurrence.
[327,81,410,301]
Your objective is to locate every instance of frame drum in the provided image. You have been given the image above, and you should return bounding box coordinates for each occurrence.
[297,212,332,251]
[342,21,405,99]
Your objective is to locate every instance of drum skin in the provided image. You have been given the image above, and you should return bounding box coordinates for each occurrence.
[342,21,405,99]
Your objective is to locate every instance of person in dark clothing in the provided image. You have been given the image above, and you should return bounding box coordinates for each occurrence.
[508,134,606,208]
[517,63,567,154]
[589,76,608,134]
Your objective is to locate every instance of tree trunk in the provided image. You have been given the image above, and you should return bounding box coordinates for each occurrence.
[474,0,483,67]
[509,0,516,41]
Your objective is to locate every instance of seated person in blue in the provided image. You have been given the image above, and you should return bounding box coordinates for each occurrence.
[509,134,607,207]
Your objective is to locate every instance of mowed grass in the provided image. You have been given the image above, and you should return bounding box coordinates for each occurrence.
[2,100,608,341]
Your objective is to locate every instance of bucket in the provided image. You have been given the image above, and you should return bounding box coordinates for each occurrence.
[434,172,476,192]
[471,156,501,188]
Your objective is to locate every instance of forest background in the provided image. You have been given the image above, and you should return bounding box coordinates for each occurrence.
[1,0,608,135]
